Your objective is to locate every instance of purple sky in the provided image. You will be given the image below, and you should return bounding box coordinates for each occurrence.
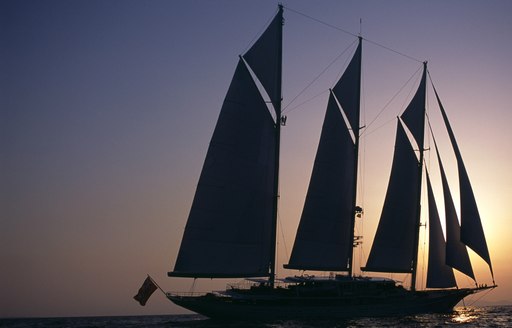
[2,0,512,318]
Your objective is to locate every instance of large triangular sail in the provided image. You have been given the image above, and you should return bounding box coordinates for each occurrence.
[364,65,426,276]
[169,7,283,278]
[364,119,420,273]
[285,92,356,271]
[285,39,361,272]
[432,85,493,278]
[426,171,457,288]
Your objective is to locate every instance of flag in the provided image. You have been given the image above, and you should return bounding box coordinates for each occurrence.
[133,276,158,306]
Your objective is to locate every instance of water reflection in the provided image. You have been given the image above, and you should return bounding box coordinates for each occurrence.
[450,307,480,324]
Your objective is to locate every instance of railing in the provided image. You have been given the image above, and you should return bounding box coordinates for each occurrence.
[166,291,208,297]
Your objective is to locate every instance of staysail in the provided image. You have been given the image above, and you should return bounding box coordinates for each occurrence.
[285,39,361,272]
[433,138,475,280]
[432,85,493,278]
[170,7,283,278]
[426,171,457,288]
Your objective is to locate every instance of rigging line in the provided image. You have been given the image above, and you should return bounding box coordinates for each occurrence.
[277,210,289,262]
[364,38,423,63]
[284,5,358,38]
[284,5,423,63]
[361,65,422,136]
[283,89,329,115]
[282,40,357,114]
[467,287,495,307]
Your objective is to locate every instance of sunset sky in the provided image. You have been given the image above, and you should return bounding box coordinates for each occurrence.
[2,0,512,318]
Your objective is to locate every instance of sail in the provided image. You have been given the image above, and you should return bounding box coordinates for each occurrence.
[244,6,283,107]
[433,86,493,276]
[285,92,355,271]
[170,58,276,278]
[434,138,475,280]
[364,120,420,273]
[426,171,457,288]
[401,65,426,149]
[332,37,362,132]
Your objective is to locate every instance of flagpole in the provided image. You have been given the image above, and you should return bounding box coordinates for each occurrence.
[147,274,166,296]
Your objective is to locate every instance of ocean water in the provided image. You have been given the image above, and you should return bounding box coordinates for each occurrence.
[1,306,511,328]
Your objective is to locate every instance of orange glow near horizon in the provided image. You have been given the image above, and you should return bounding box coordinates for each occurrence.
[2,0,511,318]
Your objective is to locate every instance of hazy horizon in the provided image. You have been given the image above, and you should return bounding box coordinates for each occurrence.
[2,0,512,318]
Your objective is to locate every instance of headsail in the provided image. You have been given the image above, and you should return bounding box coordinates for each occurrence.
[433,138,475,280]
[426,171,457,288]
[432,85,493,278]
[170,7,283,278]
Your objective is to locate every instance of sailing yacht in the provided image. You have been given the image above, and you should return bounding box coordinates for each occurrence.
[166,5,496,319]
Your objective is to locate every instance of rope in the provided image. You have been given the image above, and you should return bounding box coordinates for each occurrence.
[284,5,423,63]
[466,287,496,307]
[364,38,423,63]
[284,5,358,38]
[361,65,422,137]
[278,210,289,263]
[282,40,357,114]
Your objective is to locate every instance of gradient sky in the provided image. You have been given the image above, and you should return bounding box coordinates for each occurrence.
[2,0,512,318]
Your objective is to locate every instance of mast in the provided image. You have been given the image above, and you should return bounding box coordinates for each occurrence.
[269,4,283,287]
[410,61,427,291]
[347,36,362,277]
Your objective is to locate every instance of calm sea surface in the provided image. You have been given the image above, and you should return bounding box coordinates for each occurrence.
[2,306,511,328]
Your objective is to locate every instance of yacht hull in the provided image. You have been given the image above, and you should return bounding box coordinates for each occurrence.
[168,287,480,320]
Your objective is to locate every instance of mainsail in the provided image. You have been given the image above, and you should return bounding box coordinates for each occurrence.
[285,39,361,272]
[285,92,356,271]
[364,65,426,277]
[170,7,283,278]
[363,119,420,273]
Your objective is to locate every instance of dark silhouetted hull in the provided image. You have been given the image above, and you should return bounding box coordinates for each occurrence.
[168,286,485,320]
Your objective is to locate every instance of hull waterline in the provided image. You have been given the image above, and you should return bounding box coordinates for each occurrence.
[167,282,492,320]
